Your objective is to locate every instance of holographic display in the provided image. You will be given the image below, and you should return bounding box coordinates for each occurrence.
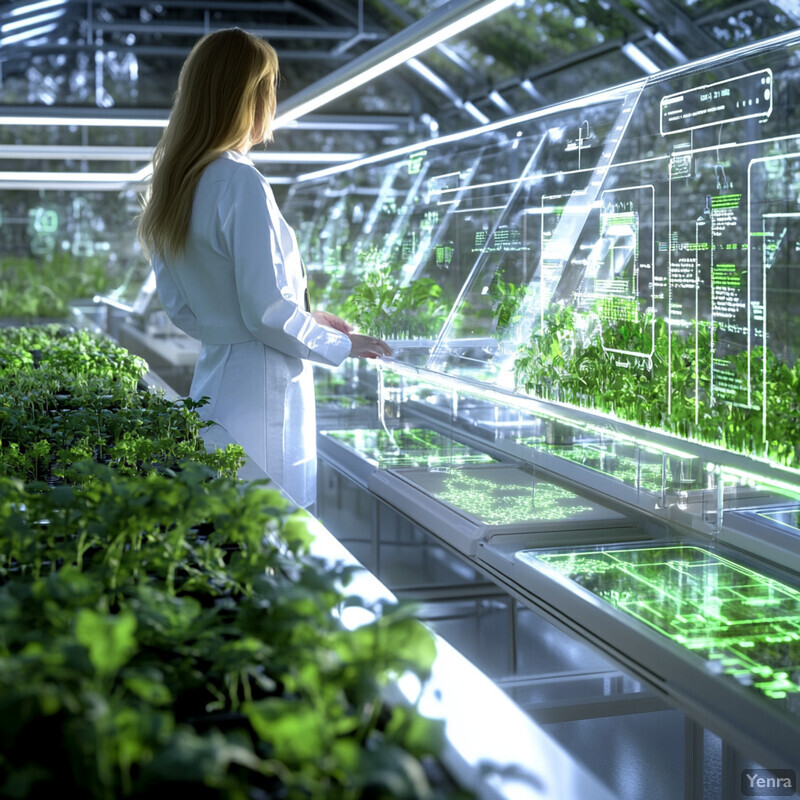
[518,545,800,713]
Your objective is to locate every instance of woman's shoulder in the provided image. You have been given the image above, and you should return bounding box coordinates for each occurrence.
[202,152,267,194]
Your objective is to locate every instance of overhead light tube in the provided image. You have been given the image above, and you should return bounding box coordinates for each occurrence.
[272,0,516,129]
[8,0,67,16]
[621,42,660,75]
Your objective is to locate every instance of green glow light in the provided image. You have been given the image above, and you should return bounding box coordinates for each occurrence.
[518,545,800,713]
[324,427,494,469]
[515,438,702,492]
[428,470,594,525]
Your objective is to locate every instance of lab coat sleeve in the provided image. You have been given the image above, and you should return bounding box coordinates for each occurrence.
[153,257,201,339]
[223,168,352,367]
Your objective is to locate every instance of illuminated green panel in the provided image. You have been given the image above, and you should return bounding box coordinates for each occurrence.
[518,546,800,711]
[323,428,494,469]
[405,468,596,526]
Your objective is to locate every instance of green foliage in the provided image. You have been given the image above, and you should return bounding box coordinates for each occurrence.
[513,306,800,468]
[341,268,449,339]
[0,325,461,799]
[488,272,527,341]
[0,254,110,319]
[0,325,244,482]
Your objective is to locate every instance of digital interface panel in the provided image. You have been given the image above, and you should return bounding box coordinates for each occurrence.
[322,427,494,469]
[518,545,800,714]
[290,34,800,486]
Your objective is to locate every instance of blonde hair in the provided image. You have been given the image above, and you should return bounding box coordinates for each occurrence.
[138,28,279,260]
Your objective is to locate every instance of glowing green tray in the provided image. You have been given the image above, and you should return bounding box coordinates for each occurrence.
[397,465,618,528]
[517,545,800,708]
[322,427,494,470]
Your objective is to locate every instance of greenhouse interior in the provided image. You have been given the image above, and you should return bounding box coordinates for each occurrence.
[2,0,800,798]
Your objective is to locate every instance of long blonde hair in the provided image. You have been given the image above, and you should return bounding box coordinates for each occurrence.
[138,28,279,260]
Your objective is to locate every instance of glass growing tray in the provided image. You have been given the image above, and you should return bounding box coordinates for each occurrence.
[393,464,624,529]
[321,427,495,470]
[517,545,800,714]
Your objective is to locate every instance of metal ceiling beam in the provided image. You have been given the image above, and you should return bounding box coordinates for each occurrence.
[274,0,514,125]
[0,43,359,60]
[628,0,720,56]
[89,21,380,40]
[76,0,336,26]
[0,105,418,132]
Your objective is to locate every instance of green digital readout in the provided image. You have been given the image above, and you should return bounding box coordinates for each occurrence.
[518,545,800,710]
[323,427,494,469]
[421,470,594,526]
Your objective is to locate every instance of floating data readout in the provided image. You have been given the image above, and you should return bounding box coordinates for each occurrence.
[323,427,494,469]
[519,545,800,710]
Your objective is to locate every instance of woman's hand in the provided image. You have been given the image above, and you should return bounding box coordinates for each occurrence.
[311,310,352,335]
[348,333,393,359]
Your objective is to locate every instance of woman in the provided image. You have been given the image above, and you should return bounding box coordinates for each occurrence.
[138,28,391,508]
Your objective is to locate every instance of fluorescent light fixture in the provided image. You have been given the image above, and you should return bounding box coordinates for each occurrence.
[406,57,455,98]
[621,42,660,75]
[489,90,514,115]
[520,78,545,103]
[0,21,57,45]
[249,151,363,164]
[0,145,155,160]
[0,171,135,183]
[273,0,516,129]
[462,101,490,124]
[0,145,362,164]
[0,112,403,132]
[9,0,67,16]
[0,170,295,189]
[1,8,65,33]
[0,114,168,127]
[652,32,688,65]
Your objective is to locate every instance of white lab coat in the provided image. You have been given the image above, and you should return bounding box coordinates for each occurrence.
[153,150,351,508]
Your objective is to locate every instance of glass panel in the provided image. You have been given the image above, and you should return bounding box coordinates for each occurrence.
[517,545,800,714]
[0,189,148,318]
[320,426,495,469]
[428,36,800,475]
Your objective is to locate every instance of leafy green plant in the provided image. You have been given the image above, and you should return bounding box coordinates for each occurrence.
[0,254,110,319]
[0,326,243,483]
[0,324,469,799]
[513,305,800,468]
[488,272,528,341]
[341,267,449,339]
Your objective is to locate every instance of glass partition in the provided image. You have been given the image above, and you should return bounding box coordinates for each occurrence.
[293,31,800,529]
